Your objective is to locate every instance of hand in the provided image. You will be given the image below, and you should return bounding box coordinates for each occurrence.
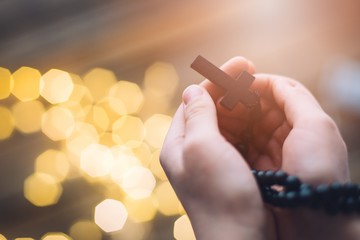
[201,57,358,239]
[160,58,276,240]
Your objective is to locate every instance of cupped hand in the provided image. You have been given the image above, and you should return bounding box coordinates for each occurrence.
[160,57,276,240]
[201,58,356,239]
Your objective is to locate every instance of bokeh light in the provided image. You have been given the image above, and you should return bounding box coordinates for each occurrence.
[0,106,15,140]
[41,106,75,141]
[120,166,156,200]
[154,181,183,216]
[41,232,72,240]
[174,215,196,240]
[144,114,172,148]
[131,142,152,167]
[0,61,184,238]
[94,199,128,232]
[12,100,44,134]
[61,84,93,120]
[124,196,157,223]
[80,143,113,178]
[140,88,172,119]
[83,105,110,133]
[0,234,6,240]
[150,149,167,181]
[112,116,145,147]
[144,62,179,97]
[35,149,70,182]
[40,69,74,104]
[110,220,148,240]
[24,173,63,207]
[110,145,142,183]
[108,81,144,115]
[96,97,121,125]
[12,67,41,102]
[0,67,12,100]
[69,220,102,240]
[99,131,116,147]
[65,122,99,158]
[83,68,117,103]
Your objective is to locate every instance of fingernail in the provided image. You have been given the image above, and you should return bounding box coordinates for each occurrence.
[182,85,203,105]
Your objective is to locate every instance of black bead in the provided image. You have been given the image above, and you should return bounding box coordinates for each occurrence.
[343,183,359,197]
[271,192,281,207]
[263,170,275,185]
[257,170,265,179]
[264,188,278,204]
[298,184,313,206]
[274,170,288,184]
[251,169,360,215]
[277,191,287,207]
[329,182,345,198]
[286,191,299,207]
[342,197,357,214]
[285,176,301,191]
[314,184,331,203]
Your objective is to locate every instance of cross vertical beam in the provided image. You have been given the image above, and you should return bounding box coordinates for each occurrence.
[191,55,258,110]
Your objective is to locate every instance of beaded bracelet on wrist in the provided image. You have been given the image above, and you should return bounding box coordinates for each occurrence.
[252,169,360,215]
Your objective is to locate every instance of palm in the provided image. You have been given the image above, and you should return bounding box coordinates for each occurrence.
[215,79,350,240]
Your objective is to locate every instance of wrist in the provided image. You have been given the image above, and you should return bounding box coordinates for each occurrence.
[186,203,273,240]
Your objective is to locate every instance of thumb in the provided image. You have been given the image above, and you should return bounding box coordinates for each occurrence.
[182,85,221,141]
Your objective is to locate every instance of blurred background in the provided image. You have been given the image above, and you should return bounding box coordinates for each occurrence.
[0,0,360,239]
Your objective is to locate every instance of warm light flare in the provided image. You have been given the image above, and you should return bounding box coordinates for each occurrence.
[69,220,102,240]
[94,199,128,232]
[121,166,156,199]
[41,106,75,141]
[83,68,117,102]
[12,100,44,134]
[80,143,113,178]
[35,149,70,182]
[174,215,196,240]
[40,69,74,104]
[0,106,14,140]
[41,233,72,240]
[144,114,172,148]
[0,67,12,100]
[109,81,144,115]
[12,67,41,102]
[24,173,62,207]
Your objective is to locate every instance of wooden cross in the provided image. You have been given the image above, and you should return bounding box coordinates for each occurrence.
[191,55,258,111]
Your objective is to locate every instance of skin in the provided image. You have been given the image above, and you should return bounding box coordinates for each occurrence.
[160,56,359,240]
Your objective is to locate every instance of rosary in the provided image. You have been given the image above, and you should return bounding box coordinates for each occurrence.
[191,55,360,215]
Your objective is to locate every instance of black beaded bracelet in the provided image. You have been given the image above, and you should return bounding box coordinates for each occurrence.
[252,169,360,215]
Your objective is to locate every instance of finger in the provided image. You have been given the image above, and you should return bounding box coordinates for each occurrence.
[253,74,349,183]
[160,105,185,178]
[199,56,256,102]
[255,108,286,138]
[182,85,258,187]
[182,85,221,141]
[252,74,323,127]
[218,114,248,135]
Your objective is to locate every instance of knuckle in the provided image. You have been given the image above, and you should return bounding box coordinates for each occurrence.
[312,113,338,132]
[185,101,207,120]
[183,136,204,159]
